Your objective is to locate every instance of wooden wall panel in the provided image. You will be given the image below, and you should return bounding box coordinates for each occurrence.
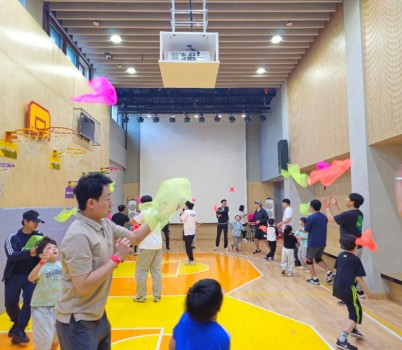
[287,4,349,168]
[361,0,402,145]
[247,182,274,214]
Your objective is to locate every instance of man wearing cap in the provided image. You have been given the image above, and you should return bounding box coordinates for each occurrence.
[253,201,269,254]
[2,210,45,344]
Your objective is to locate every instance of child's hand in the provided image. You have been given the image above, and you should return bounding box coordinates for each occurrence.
[115,238,131,261]
[39,252,51,264]
[365,291,376,300]
[330,196,338,205]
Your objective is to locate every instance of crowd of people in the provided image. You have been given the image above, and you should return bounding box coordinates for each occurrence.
[2,171,375,350]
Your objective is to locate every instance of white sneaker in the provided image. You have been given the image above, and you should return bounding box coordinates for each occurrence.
[224,248,228,253]
[185,261,196,266]
[214,247,218,251]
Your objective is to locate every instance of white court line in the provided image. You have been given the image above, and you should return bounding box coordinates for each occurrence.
[156,327,164,350]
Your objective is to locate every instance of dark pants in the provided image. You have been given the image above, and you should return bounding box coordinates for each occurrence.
[162,225,170,249]
[294,246,301,265]
[184,235,195,261]
[216,224,228,248]
[266,241,277,258]
[4,274,35,332]
[57,313,111,350]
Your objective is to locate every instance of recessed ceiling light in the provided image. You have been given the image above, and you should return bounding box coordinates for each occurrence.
[110,34,122,44]
[256,68,266,74]
[271,35,283,44]
[126,67,136,74]
[286,21,293,27]
[92,20,100,27]
[194,113,199,118]
[117,64,123,69]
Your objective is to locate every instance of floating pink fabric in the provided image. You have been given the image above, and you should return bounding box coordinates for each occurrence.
[213,203,218,212]
[248,213,255,222]
[259,225,267,233]
[192,197,197,202]
[316,161,331,170]
[308,159,352,187]
[71,77,117,105]
[107,214,112,220]
[355,229,378,252]
[137,196,142,204]
[229,187,235,192]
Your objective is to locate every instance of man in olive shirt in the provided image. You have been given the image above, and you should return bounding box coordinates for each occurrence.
[56,173,154,350]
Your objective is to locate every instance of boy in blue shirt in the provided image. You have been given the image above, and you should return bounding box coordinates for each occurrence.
[169,279,230,350]
[333,234,374,350]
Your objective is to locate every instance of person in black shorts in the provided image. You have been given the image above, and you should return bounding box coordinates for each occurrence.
[333,234,374,350]
[111,205,130,227]
[252,200,269,254]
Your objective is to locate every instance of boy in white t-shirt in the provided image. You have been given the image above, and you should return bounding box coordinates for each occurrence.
[180,201,197,265]
[133,195,163,303]
[264,219,278,262]
[28,237,62,350]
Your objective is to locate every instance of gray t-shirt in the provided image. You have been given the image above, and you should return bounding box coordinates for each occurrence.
[31,261,62,307]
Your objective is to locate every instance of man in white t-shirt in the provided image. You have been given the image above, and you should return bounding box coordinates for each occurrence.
[133,195,163,303]
[180,201,197,265]
[277,198,300,265]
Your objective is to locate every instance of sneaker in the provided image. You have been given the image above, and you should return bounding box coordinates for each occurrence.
[326,271,335,283]
[185,261,196,266]
[336,339,358,350]
[11,331,30,344]
[338,301,346,307]
[236,248,239,252]
[133,296,146,302]
[288,272,293,277]
[8,323,17,338]
[263,257,269,261]
[304,268,310,273]
[281,270,286,275]
[357,290,366,298]
[243,238,247,242]
[154,296,161,303]
[166,247,170,251]
[224,248,229,253]
[214,247,218,251]
[350,328,364,339]
[307,277,320,285]
[231,244,234,250]
[252,250,261,254]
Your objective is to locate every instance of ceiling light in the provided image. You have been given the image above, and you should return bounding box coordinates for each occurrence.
[271,35,283,44]
[194,113,199,119]
[137,116,144,123]
[259,113,267,122]
[184,114,191,123]
[92,20,100,27]
[244,115,251,123]
[199,115,206,123]
[241,112,246,118]
[117,64,123,69]
[147,113,152,118]
[214,114,221,123]
[110,34,122,44]
[169,114,176,123]
[152,114,160,123]
[229,114,236,123]
[256,68,266,74]
[126,67,136,74]
[286,21,293,27]
[105,52,113,60]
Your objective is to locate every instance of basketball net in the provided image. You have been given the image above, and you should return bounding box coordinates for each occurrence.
[0,162,15,197]
[101,167,123,182]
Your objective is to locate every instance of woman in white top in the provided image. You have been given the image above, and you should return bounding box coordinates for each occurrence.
[180,201,197,265]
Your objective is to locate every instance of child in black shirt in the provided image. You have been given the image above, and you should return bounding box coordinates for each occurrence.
[280,225,297,277]
[333,234,374,350]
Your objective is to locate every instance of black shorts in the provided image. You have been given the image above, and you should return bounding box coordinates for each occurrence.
[306,247,325,262]
[255,229,265,240]
[343,291,363,324]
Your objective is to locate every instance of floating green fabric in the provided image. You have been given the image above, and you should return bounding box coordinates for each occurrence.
[281,169,289,178]
[22,235,44,250]
[299,203,311,216]
[287,164,309,188]
[54,207,78,222]
[109,181,115,193]
[139,178,192,231]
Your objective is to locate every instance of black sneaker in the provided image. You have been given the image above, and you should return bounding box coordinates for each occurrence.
[357,290,365,298]
[336,339,358,350]
[252,250,261,254]
[281,270,286,275]
[338,301,346,307]
[307,277,320,285]
[326,271,335,283]
[350,328,364,339]
[12,330,30,344]
[8,323,17,337]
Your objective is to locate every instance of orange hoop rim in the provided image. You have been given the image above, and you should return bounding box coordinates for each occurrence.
[60,147,86,157]
[101,166,123,173]
[47,127,76,136]
[14,128,49,138]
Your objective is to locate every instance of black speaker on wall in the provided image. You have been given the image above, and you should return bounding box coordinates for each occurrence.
[277,139,289,172]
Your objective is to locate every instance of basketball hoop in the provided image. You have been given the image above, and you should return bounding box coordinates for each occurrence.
[14,128,49,157]
[60,147,86,167]
[101,166,123,181]
[0,162,15,197]
[47,127,76,151]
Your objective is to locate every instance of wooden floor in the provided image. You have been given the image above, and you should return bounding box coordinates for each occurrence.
[1,237,401,349]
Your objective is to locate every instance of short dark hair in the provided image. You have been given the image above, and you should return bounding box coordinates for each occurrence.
[221,199,227,203]
[282,198,290,205]
[185,201,194,210]
[141,195,152,203]
[35,236,57,256]
[268,218,275,226]
[283,225,292,235]
[310,199,322,211]
[118,204,126,212]
[74,173,113,211]
[349,193,364,208]
[340,234,357,251]
[186,279,223,323]
[299,217,307,223]
[239,205,245,211]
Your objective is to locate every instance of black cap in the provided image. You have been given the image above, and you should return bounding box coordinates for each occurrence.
[23,210,45,223]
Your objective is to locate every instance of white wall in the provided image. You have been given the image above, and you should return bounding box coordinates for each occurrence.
[139,118,247,223]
